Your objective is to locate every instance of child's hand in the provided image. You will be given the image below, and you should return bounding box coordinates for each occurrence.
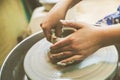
[50,20,105,66]
[40,0,80,42]
[41,11,65,41]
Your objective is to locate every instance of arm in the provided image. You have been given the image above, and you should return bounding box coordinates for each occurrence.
[101,24,120,46]
[50,20,120,66]
[49,0,80,14]
[41,0,81,41]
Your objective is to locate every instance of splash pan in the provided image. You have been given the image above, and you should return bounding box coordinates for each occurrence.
[0,31,118,80]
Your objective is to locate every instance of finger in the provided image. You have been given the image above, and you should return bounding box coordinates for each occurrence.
[57,55,84,66]
[50,37,70,50]
[55,23,63,37]
[50,51,74,62]
[60,20,87,29]
[50,44,73,53]
[41,23,52,41]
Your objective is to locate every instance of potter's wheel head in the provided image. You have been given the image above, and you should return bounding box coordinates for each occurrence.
[24,38,118,80]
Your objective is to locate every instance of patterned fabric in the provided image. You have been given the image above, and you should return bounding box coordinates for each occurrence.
[96,6,120,25]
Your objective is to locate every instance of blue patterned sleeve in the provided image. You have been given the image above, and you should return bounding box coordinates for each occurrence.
[96,6,120,25]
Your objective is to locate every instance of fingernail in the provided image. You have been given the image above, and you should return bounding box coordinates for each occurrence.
[67,60,74,64]
[50,55,56,60]
[57,60,75,66]
[57,61,67,66]
[60,20,66,24]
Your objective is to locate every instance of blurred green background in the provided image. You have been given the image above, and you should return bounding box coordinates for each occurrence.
[0,0,41,67]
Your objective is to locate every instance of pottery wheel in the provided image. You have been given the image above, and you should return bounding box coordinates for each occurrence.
[24,38,118,80]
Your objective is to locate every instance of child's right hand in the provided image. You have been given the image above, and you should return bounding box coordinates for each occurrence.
[40,0,79,42]
[41,10,65,41]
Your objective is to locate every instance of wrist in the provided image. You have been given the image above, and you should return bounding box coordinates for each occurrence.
[98,27,110,47]
[99,24,120,47]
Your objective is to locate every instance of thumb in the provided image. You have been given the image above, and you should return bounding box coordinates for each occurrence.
[60,20,86,29]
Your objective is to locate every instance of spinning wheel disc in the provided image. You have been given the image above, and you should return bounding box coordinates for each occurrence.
[24,38,118,80]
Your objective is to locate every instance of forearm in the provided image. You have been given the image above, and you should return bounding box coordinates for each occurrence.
[101,24,120,46]
[48,0,81,17]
